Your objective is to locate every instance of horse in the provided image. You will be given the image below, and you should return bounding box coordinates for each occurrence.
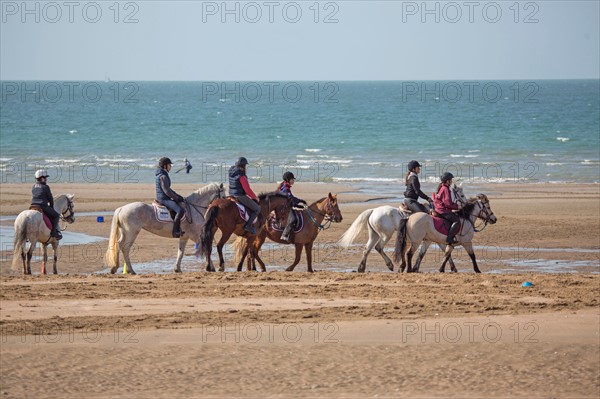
[394,194,497,273]
[338,185,466,273]
[233,193,343,273]
[104,183,225,274]
[12,194,76,275]
[200,192,292,272]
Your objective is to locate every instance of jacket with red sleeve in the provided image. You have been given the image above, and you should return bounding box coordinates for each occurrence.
[433,184,458,214]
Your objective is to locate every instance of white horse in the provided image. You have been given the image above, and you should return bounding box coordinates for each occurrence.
[104,183,224,274]
[12,194,76,275]
[394,194,497,273]
[339,185,466,273]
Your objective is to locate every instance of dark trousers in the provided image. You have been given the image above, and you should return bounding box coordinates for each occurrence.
[235,195,260,213]
[159,199,183,215]
[439,212,460,228]
[40,205,60,230]
[404,198,428,213]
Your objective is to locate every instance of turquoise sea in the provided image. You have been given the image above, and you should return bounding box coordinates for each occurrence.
[1,80,598,186]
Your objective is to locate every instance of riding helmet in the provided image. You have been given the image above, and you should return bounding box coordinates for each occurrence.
[236,157,249,167]
[407,160,421,171]
[35,169,49,179]
[158,157,172,167]
[283,171,296,182]
[440,172,455,182]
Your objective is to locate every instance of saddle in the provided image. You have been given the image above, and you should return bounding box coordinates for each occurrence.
[29,205,52,230]
[152,201,189,224]
[432,216,461,235]
[269,211,304,233]
[398,203,437,217]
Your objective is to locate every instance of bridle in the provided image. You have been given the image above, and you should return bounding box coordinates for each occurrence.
[468,199,494,233]
[184,185,225,224]
[306,197,337,230]
[59,197,75,229]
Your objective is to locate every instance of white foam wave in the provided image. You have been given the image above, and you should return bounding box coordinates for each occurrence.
[69,129,78,134]
[450,154,479,158]
[534,154,553,157]
[581,160,600,165]
[545,163,565,166]
[333,177,399,183]
[297,159,352,164]
[305,149,322,153]
[556,137,570,142]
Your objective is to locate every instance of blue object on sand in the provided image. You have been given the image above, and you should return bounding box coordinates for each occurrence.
[97,216,104,223]
[522,281,534,287]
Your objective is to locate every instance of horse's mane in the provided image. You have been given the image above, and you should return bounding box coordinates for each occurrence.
[258,191,288,201]
[195,183,221,196]
[456,197,479,219]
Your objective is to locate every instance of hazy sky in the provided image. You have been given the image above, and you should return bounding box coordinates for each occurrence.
[1,1,599,80]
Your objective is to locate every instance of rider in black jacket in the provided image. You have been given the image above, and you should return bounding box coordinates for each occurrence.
[155,157,186,238]
[403,160,432,213]
[31,169,62,239]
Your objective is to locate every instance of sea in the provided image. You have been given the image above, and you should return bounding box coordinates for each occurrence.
[1,80,599,189]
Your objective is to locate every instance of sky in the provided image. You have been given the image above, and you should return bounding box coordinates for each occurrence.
[1,0,599,80]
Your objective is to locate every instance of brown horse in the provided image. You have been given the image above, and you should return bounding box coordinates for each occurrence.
[234,193,343,272]
[200,192,292,272]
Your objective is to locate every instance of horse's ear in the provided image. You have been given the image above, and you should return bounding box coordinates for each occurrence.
[67,194,74,200]
[219,183,224,189]
[328,192,333,200]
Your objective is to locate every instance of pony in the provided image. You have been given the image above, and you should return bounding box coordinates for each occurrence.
[12,194,76,275]
[199,192,292,272]
[338,184,466,273]
[394,194,497,273]
[233,193,343,272]
[104,183,225,274]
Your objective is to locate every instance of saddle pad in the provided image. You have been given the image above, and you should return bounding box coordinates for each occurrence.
[152,203,190,224]
[29,207,52,230]
[269,211,303,233]
[235,203,258,225]
[42,214,52,230]
[432,216,461,235]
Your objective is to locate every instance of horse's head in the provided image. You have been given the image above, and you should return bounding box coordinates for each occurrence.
[451,183,467,209]
[475,194,497,225]
[59,194,76,224]
[324,193,343,223]
[192,183,225,205]
[211,183,225,202]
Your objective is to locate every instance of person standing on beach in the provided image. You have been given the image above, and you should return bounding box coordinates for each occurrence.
[31,169,62,240]
[155,157,186,238]
[403,160,432,213]
[228,157,260,234]
[277,171,307,242]
[184,158,192,174]
[433,172,460,244]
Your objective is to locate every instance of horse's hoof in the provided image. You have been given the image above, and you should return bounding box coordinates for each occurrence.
[174,269,182,273]
[285,267,294,272]
[110,267,118,274]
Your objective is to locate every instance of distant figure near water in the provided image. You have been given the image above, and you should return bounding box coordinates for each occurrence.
[176,158,193,174]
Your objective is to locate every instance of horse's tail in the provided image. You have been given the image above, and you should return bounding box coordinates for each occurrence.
[11,215,28,271]
[200,205,219,259]
[338,208,374,247]
[232,236,246,265]
[105,208,122,271]
[393,217,408,264]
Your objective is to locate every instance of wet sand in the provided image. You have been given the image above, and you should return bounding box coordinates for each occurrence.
[0,182,599,398]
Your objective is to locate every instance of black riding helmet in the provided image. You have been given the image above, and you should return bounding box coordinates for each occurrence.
[283,171,296,182]
[407,160,421,171]
[158,157,173,168]
[440,172,454,183]
[236,157,249,167]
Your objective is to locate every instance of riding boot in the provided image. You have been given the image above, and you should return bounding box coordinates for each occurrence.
[51,226,62,240]
[172,210,185,238]
[243,211,259,235]
[446,222,459,244]
[281,223,294,242]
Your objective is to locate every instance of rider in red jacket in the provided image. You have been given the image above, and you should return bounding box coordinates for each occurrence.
[433,172,460,244]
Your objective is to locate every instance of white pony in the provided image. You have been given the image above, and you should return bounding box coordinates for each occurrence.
[12,194,75,275]
[104,183,224,274]
[339,185,466,273]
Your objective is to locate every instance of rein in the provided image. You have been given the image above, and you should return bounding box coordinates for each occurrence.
[59,197,75,230]
[184,187,224,224]
[306,199,334,230]
[464,200,491,233]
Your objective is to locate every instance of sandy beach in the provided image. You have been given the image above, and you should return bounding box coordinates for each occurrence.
[1,182,599,398]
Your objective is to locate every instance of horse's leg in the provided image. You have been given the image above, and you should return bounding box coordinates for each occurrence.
[358,228,380,273]
[405,240,419,273]
[305,242,314,273]
[119,228,139,275]
[375,233,394,272]
[253,234,267,272]
[26,241,35,275]
[174,238,187,273]
[236,240,249,272]
[41,243,48,275]
[246,237,256,272]
[439,245,454,273]
[52,241,59,274]
[437,243,458,273]
[462,242,480,273]
[413,241,432,273]
[216,232,232,272]
[285,244,303,272]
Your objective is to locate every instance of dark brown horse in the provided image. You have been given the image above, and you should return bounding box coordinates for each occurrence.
[200,192,291,272]
[233,193,343,272]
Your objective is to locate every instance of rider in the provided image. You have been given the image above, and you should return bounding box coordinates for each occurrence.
[433,172,460,244]
[228,157,260,234]
[403,160,432,213]
[31,169,62,240]
[277,171,307,242]
[155,157,186,238]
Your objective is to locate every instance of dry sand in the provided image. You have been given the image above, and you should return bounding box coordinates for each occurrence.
[0,182,599,398]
